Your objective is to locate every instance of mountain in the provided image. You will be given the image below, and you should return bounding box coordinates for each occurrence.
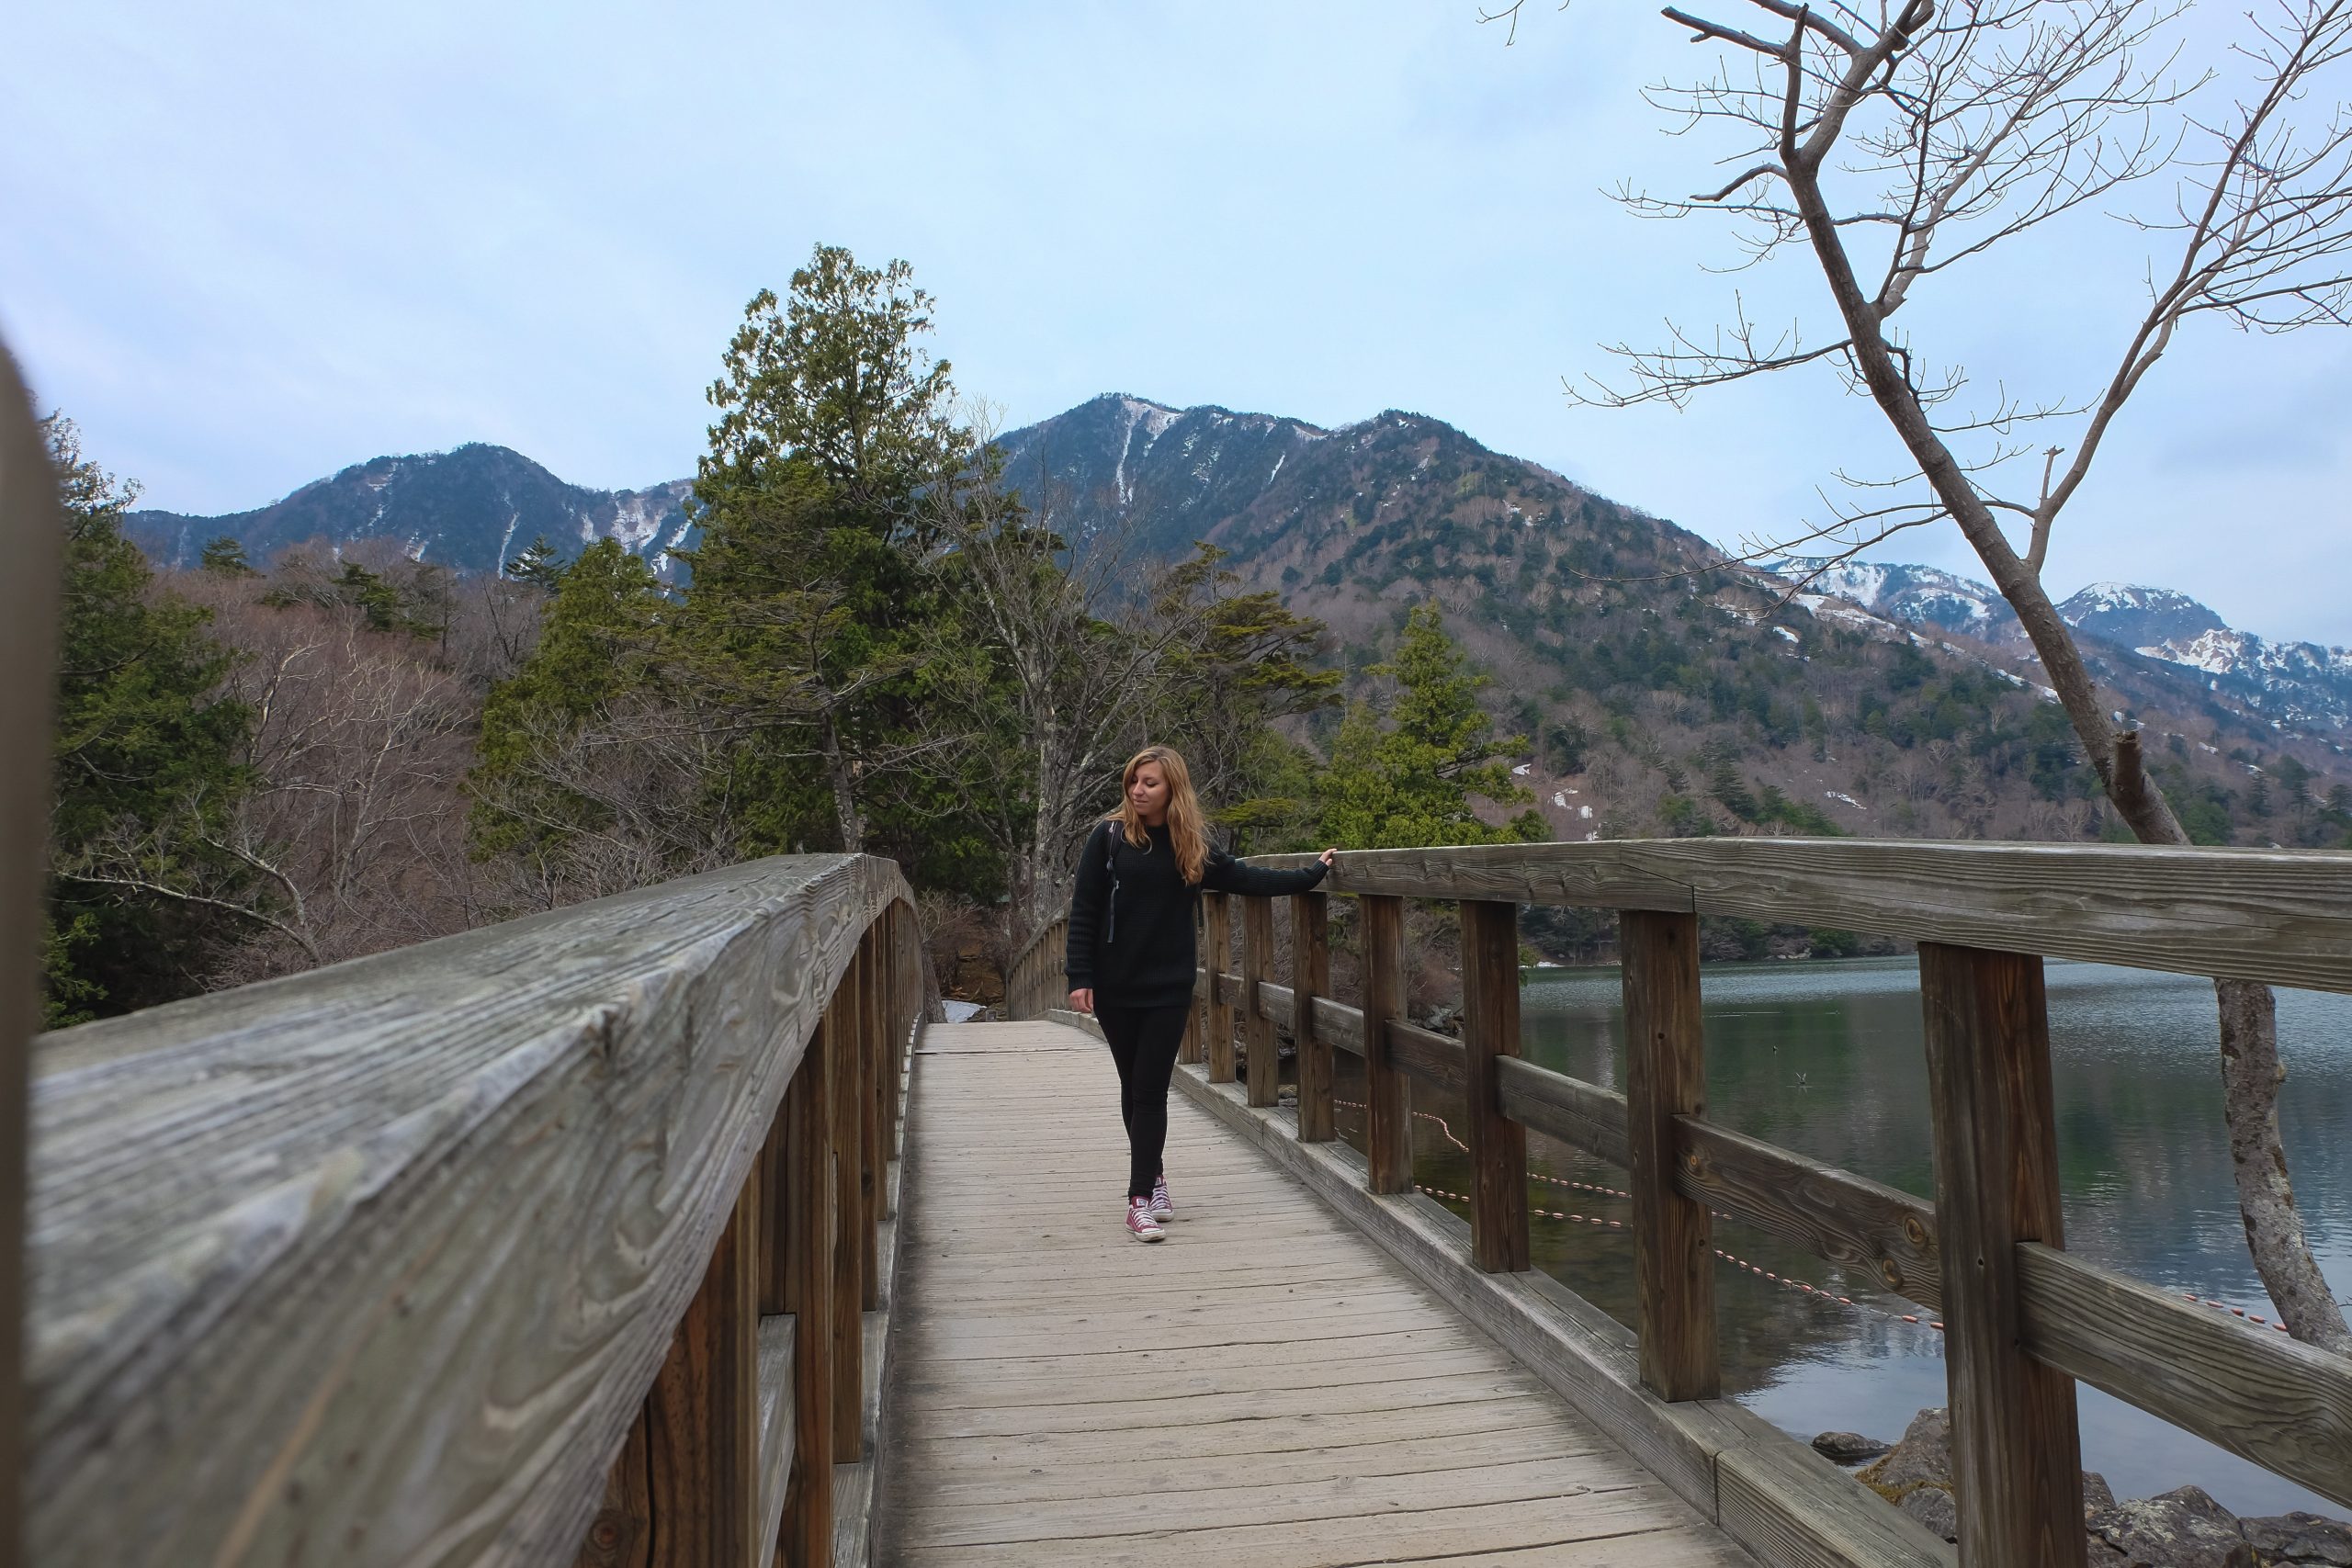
[1764,558,2352,734]
[128,395,2352,861]
[128,444,697,579]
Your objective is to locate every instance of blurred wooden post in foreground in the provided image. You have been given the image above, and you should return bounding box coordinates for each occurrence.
[0,343,62,1568]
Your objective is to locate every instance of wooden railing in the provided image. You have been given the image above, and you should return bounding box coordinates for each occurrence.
[1009,838,2352,1567]
[27,853,933,1567]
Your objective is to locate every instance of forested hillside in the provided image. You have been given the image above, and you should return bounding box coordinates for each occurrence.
[47,260,2352,1022]
[993,395,2352,852]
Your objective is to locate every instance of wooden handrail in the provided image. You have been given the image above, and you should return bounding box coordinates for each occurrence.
[1244,838,2352,994]
[1085,842,2352,1555]
[28,853,931,1566]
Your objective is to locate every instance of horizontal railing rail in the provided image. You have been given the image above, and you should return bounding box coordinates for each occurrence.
[1012,834,2352,1567]
[29,852,933,1568]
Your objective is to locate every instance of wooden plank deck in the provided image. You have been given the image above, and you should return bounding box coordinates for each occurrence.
[876,1021,1753,1567]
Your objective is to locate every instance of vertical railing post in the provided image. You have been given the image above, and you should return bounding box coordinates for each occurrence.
[1360,894,1413,1194]
[1242,896,1279,1107]
[1181,906,1206,1066]
[826,971,865,1461]
[1621,909,1719,1402]
[1204,891,1237,1083]
[0,344,61,1568]
[859,926,884,1307]
[1920,943,2087,1568]
[778,1012,835,1566]
[591,1168,762,1567]
[1460,900,1530,1273]
[1292,892,1334,1142]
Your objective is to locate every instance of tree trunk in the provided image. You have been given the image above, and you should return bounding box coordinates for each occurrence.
[2217,978,2350,1350]
[1781,152,2352,1352]
[820,715,864,854]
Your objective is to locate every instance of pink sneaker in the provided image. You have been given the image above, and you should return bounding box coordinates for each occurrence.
[1125,1196,1164,1242]
[1149,1174,1175,1222]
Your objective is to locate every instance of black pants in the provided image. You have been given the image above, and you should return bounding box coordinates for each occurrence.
[1097,1005,1191,1199]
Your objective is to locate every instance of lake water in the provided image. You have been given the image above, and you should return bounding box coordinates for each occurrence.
[1340,956,2352,1517]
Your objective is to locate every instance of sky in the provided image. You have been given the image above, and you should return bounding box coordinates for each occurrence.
[7,2,2351,645]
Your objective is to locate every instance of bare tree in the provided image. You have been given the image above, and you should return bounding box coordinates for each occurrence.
[912,445,1199,936]
[1513,0,2352,1347]
[64,582,488,981]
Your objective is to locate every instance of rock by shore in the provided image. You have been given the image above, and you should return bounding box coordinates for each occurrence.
[1822,1409,2351,1566]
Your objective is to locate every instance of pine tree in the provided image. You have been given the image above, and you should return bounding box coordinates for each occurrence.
[469,540,678,882]
[44,419,254,1019]
[505,535,565,587]
[199,536,257,576]
[1317,604,1547,850]
[684,243,974,853]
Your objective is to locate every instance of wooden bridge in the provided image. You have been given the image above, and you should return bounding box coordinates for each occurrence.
[6,834,2348,1568]
[3,362,2352,1568]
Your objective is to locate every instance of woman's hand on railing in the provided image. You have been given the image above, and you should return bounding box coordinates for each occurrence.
[1318,848,1338,866]
[1069,987,1093,1014]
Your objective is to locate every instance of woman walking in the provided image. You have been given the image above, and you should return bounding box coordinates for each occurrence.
[1066,745,1337,1242]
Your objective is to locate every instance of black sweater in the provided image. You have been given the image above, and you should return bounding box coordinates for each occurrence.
[1064,821,1329,1010]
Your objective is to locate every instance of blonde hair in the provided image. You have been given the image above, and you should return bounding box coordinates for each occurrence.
[1108,745,1210,885]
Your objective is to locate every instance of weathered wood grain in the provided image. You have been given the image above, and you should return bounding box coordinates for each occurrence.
[1493,1056,1632,1170]
[754,1317,797,1566]
[641,1174,761,1566]
[1361,896,1414,1194]
[1172,1063,1955,1568]
[1250,839,2352,994]
[1386,1019,1470,1098]
[0,344,57,1568]
[1241,897,1279,1109]
[576,1408,652,1568]
[1459,900,1530,1274]
[781,1010,836,1568]
[1623,910,1717,1403]
[828,986,865,1462]
[857,938,883,1312]
[1204,892,1237,1084]
[28,855,914,1566]
[1675,1117,1942,1312]
[1920,943,2086,1568]
[885,1021,1747,1568]
[1292,894,1335,1143]
[2016,1243,2352,1509]
[1717,1438,1956,1568]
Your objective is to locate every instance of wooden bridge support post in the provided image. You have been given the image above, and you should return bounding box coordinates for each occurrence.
[1242,896,1279,1108]
[859,929,885,1293]
[1292,892,1334,1143]
[0,347,51,1568]
[1460,901,1530,1273]
[777,1014,837,1567]
[1360,894,1414,1194]
[1621,909,1720,1402]
[1181,904,1206,1066]
[1204,891,1237,1083]
[826,978,865,1461]
[1920,942,2086,1568]
[880,914,902,1152]
[583,1168,763,1567]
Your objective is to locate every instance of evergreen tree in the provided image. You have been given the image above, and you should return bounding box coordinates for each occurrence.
[1148,545,1341,850]
[199,535,257,576]
[684,243,974,853]
[44,418,253,1020]
[1317,604,1547,849]
[505,535,565,588]
[469,540,679,885]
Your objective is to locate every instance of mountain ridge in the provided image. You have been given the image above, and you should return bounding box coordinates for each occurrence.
[123,396,2351,851]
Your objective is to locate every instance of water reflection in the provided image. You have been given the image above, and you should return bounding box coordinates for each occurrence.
[1373,956,2352,1517]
